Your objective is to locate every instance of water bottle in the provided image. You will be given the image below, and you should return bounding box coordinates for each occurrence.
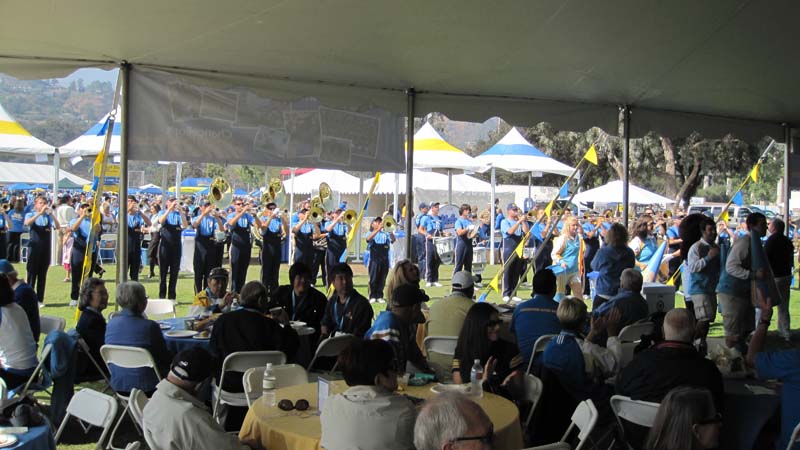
[470,359,484,398]
[262,363,276,406]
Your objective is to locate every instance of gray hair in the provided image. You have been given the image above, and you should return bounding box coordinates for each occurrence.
[413,392,489,450]
[620,268,643,292]
[78,277,105,311]
[663,308,694,343]
[116,281,148,314]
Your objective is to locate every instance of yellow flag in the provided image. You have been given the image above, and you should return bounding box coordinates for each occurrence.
[718,210,729,223]
[514,240,524,258]
[488,272,501,293]
[543,201,554,218]
[584,144,598,166]
[749,163,759,183]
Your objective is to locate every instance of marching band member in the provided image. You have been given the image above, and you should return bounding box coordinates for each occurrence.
[581,214,602,297]
[629,215,658,271]
[666,213,683,277]
[0,202,8,260]
[7,198,25,262]
[226,197,262,294]
[325,207,350,284]
[23,195,59,304]
[366,216,395,303]
[311,213,328,287]
[157,196,189,299]
[69,203,100,306]
[192,200,224,293]
[126,196,151,282]
[414,203,430,278]
[422,202,443,287]
[292,207,316,275]
[551,216,585,297]
[500,203,529,302]
[258,202,287,294]
[453,204,477,274]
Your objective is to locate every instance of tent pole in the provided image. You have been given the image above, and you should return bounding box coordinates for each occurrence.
[289,167,296,264]
[784,124,792,235]
[118,63,130,282]
[393,172,399,223]
[51,148,60,266]
[175,162,182,200]
[621,105,631,229]
[447,169,452,205]
[528,172,532,200]
[490,166,496,265]
[404,88,416,258]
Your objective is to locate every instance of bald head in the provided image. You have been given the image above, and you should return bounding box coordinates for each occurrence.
[414,393,492,450]
[663,308,694,343]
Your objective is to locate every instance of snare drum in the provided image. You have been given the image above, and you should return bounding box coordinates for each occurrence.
[522,247,536,259]
[473,247,488,264]
[434,236,455,255]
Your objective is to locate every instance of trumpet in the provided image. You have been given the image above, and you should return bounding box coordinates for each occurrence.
[1,203,10,212]
[307,206,325,224]
[383,214,397,233]
[526,210,537,220]
[342,209,358,226]
[208,177,232,209]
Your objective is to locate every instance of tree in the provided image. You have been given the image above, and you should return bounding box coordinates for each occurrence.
[205,163,226,179]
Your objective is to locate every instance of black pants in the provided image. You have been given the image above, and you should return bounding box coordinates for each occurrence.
[368,255,389,299]
[70,248,98,300]
[7,231,21,262]
[229,244,249,294]
[148,233,160,277]
[0,368,30,390]
[425,239,440,282]
[260,238,282,294]
[453,240,472,274]
[414,234,426,276]
[309,249,326,286]
[194,238,216,294]
[128,238,142,281]
[502,251,524,297]
[26,242,50,303]
[159,242,181,299]
[0,232,6,260]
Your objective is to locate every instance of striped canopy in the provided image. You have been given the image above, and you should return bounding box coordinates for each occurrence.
[61,110,122,157]
[0,103,53,154]
[476,127,573,176]
[412,123,482,171]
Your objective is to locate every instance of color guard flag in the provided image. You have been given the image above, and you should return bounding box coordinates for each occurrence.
[558,183,569,199]
[641,241,667,283]
[584,144,598,166]
[732,191,744,206]
[488,272,501,293]
[749,163,760,183]
[543,201,554,218]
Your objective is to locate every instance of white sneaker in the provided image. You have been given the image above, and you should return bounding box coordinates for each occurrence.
[377,298,386,304]
[38,302,44,308]
[369,298,376,304]
[69,300,78,307]
[502,296,510,303]
[433,282,443,287]
[426,282,432,288]
[512,296,523,303]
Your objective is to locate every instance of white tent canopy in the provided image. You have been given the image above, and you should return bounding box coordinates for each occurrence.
[0,102,54,154]
[572,180,675,205]
[370,171,492,195]
[476,127,573,176]
[0,162,90,185]
[412,123,482,171]
[283,169,363,195]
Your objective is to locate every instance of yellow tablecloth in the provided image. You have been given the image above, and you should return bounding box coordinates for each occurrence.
[239,381,524,450]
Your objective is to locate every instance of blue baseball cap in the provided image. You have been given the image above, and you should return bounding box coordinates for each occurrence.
[507,203,519,211]
[0,259,14,274]
[338,202,347,209]
[419,202,429,210]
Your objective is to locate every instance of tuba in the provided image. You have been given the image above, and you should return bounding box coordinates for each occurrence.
[342,209,358,226]
[382,213,397,233]
[319,182,335,212]
[309,196,323,210]
[308,206,325,224]
[208,177,232,209]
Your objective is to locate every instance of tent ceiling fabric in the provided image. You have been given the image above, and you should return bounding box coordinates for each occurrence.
[1,0,797,140]
[0,162,90,185]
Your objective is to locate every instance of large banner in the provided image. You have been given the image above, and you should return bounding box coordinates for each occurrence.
[128,67,405,171]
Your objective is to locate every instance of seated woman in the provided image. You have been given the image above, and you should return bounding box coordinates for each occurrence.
[0,273,38,390]
[452,302,524,400]
[75,277,109,381]
[646,387,721,450]
[105,281,171,395]
[321,340,416,450]
[384,259,421,306]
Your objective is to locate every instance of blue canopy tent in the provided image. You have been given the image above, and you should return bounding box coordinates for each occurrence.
[181,177,211,187]
[139,186,163,194]
[6,183,33,191]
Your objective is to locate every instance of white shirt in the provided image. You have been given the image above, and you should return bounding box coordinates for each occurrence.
[321,385,416,450]
[0,303,38,371]
[56,204,76,229]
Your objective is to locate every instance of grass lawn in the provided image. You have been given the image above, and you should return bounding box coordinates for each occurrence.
[11,257,800,449]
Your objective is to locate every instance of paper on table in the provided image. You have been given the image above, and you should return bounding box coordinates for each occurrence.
[745,384,777,395]
[0,427,28,433]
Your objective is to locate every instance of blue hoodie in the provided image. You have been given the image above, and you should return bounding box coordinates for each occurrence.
[591,245,636,297]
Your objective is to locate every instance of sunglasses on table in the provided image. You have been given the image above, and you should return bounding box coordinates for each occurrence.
[277,398,310,411]
[450,426,494,445]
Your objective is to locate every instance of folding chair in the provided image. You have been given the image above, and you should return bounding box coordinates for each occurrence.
[143,299,176,319]
[526,334,557,374]
[522,374,543,431]
[14,343,53,398]
[212,351,286,422]
[40,315,66,335]
[127,389,149,429]
[618,322,654,368]
[610,395,660,450]
[99,233,118,264]
[100,345,163,449]
[74,336,112,390]
[423,336,458,356]
[123,443,141,450]
[527,400,598,450]
[307,334,359,373]
[54,388,118,450]
[243,364,309,406]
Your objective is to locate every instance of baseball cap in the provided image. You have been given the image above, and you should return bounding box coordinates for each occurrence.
[451,271,474,290]
[0,259,14,274]
[170,348,213,383]
[208,267,229,280]
[419,202,429,210]
[339,202,347,209]
[507,203,519,211]
[430,202,440,207]
[391,284,430,307]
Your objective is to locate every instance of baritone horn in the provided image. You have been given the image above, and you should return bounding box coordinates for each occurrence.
[319,182,335,211]
[209,177,232,208]
[263,177,287,208]
[342,209,358,226]
[383,214,397,233]
[308,206,324,224]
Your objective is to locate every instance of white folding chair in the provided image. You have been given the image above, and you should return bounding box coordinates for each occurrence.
[522,374,543,431]
[20,232,30,263]
[40,315,66,335]
[143,299,176,319]
[100,345,163,448]
[787,421,800,450]
[526,334,557,373]
[123,443,141,450]
[307,334,359,373]
[127,388,149,430]
[14,343,52,398]
[423,336,458,356]
[618,322,654,368]
[54,388,118,450]
[243,364,309,406]
[527,399,598,450]
[212,351,286,422]
[99,233,118,264]
[610,395,660,449]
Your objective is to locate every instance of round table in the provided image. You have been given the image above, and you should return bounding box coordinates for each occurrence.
[239,381,523,450]
[721,378,781,450]
[5,422,56,450]
[160,317,212,354]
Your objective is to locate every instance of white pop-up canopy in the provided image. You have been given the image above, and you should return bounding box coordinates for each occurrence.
[476,128,573,176]
[0,162,90,185]
[572,180,675,205]
[283,169,363,195]
[0,102,53,154]
[412,123,482,172]
[61,112,121,157]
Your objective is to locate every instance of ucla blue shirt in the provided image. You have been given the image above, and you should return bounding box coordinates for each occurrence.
[195,216,219,237]
[24,212,53,228]
[157,210,183,226]
[264,216,283,233]
[127,212,145,230]
[8,210,25,232]
[226,212,254,229]
[326,220,348,237]
[425,214,442,235]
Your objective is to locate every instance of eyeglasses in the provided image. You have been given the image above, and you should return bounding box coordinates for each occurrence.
[696,412,722,425]
[277,398,310,411]
[450,426,494,445]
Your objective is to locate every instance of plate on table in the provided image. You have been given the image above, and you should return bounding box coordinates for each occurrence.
[0,434,18,449]
[290,321,307,329]
[430,383,473,395]
[165,330,198,338]
[192,332,211,340]
[158,322,172,330]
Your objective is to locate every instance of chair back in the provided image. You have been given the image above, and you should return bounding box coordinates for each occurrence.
[527,334,557,373]
[523,374,543,430]
[423,336,458,356]
[618,322,655,342]
[16,343,52,397]
[610,395,660,449]
[128,388,149,429]
[100,345,162,379]
[243,364,309,406]
[562,400,599,450]
[124,443,141,450]
[54,388,118,450]
[143,299,176,319]
[74,337,112,387]
[40,315,66,335]
[787,421,800,450]
[308,334,359,372]
[213,351,287,419]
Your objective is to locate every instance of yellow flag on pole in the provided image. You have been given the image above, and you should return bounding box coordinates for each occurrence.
[584,144,598,166]
[514,239,524,258]
[749,163,759,183]
[718,210,729,224]
[543,201,554,218]
[488,272,501,293]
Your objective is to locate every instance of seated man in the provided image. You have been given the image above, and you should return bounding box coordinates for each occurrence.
[321,264,374,338]
[367,284,433,374]
[413,392,493,450]
[189,267,235,317]
[591,268,649,327]
[269,262,328,344]
[0,260,40,342]
[425,271,475,376]
[143,348,250,450]
[616,308,723,449]
[511,269,561,369]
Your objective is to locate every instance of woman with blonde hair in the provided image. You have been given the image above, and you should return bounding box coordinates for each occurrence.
[646,387,721,450]
[551,216,585,297]
[629,214,658,270]
[383,259,421,305]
